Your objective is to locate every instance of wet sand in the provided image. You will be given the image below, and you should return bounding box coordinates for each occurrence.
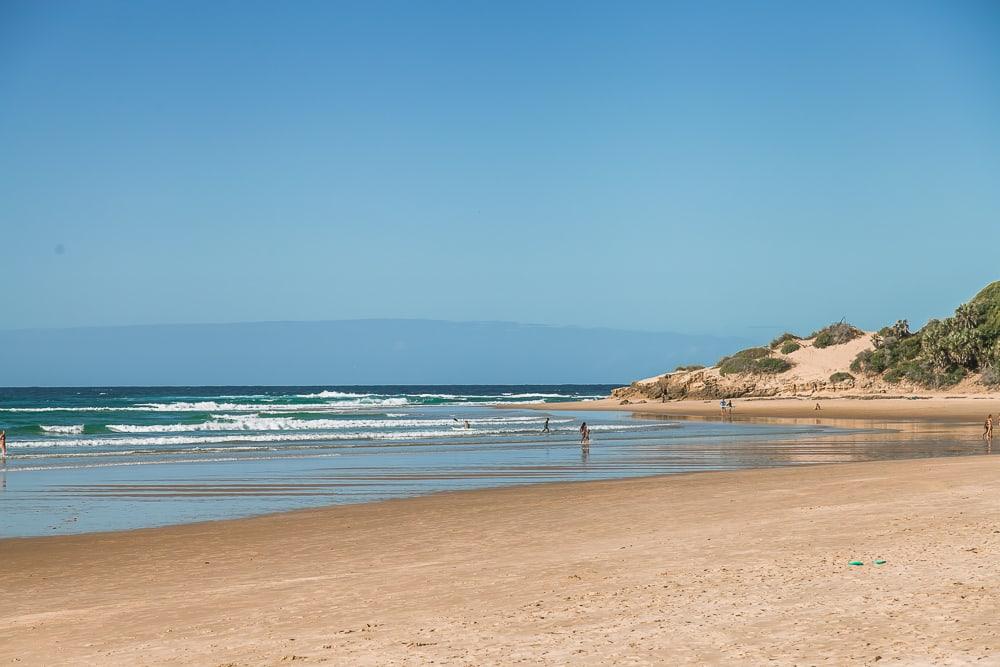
[4,434,1000,665]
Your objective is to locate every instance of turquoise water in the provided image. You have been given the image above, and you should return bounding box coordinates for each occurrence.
[0,386,977,537]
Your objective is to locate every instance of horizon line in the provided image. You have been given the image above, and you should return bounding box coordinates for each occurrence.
[0,317,750,338]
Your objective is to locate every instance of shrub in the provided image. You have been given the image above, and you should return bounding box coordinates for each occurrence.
[674,364,705,372]
[883,368,904,384]
[811,322,865,349]
[873,320,912,350]
[718,347,792,375]
[718,356,755,375]
[852,348,886,374]
[753,357,793,374]
[894,335,922,362]
[829,372,854,383]
[940,366,968,387]
[779,341,801,355]
[770,332,801,349]
[981,366,1000,387]
[850,350,868,374]
[716,347,768,369]
[892,360,966,388]
[972,282,1000,339]
[899,361,936,387]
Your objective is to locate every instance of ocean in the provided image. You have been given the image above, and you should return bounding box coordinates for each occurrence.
[0,385,972,537]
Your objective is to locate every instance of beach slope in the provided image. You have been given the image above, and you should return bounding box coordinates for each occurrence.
[4,455,1000,665]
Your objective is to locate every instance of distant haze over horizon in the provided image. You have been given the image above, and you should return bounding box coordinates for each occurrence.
[0,319,752,387]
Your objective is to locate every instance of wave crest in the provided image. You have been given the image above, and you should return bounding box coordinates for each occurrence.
[40,424,85,434]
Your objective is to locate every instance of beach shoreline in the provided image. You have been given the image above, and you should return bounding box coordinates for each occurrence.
[5,441,1000,664]
[5,397,999,664]
[522,395,1000,423]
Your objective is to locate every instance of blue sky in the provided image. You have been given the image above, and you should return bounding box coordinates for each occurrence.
[2,1,999,338]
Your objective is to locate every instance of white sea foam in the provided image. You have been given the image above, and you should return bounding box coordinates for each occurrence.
[136,398,410,412]
[0,393,600,415]
[14,446,273,459]
[6,452,343,473]
[0,406,144,413]
[0,399,411,413]
[40,424,85,434]
[13,427,558,449]
[587,423,673,431]
[106,415,568,434]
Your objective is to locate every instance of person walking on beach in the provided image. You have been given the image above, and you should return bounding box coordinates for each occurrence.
[720,399,727,417]
[1,430,6,460]
[984,414,994,441]
[542,417,550,433]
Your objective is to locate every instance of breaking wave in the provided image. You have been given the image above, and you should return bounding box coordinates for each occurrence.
[40,424,85,435]
[13,427,573,449]
[105,415,568,434]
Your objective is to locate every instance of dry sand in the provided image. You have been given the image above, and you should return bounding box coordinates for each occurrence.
[4,433,1000,665]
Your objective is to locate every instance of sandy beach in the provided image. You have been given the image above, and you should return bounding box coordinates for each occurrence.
[537,395,1000,423]
[4,419,1000,665]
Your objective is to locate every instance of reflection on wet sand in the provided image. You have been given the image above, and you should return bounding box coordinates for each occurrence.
[3,411,992,536]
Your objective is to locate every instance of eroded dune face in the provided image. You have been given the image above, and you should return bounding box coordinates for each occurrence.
[614,334,871,401]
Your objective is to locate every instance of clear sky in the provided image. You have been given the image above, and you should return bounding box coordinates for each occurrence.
[2,1,999,338]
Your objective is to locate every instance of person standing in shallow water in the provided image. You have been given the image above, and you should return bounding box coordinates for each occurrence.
[984,414,994,441]
[0,430,6,460]
[580,422,590,444]
[542,417,550,433]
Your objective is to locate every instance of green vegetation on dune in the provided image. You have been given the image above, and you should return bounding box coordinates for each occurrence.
[718,347,793,376]
[769,332,801,349]
[674,364,706,372]
[851,282,1000,388]
[829,372,854,383]
[779,340,801,354]
[753,357,794,374]
[717,347,769,364]
[811,322,865,348]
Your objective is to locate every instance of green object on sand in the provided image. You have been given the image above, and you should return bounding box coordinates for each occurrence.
[849,560,864,566]
[874,559,886,565]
